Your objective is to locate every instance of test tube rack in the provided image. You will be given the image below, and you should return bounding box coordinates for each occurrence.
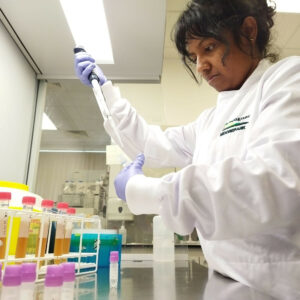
[0,207,100,282]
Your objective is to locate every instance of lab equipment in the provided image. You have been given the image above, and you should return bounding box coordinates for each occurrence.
[61,262,76,299]
[36,200,54,257]
[43,265,63,300]
[1,265,22,300]
[0,192,11,259]
[109,251,119,288]
[21,263,36,300]
[73,46,124,147]
[15,196,36,259]
[114,153,145,201]
[153,216,174,262]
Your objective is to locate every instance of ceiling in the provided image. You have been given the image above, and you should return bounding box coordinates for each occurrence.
[0,0,166,82]
[1,0,300,152]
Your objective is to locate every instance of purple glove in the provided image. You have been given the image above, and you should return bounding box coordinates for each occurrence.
[114,153,145,201]
[74,53,107,87]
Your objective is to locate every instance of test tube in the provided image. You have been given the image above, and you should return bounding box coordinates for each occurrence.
[54,202,68,264]
[0,192,11,259]
[15,196,36,259]
[36,200,54,257]
[63,207,76,255]
[1,265,22,300]
[43,265,63,300]
[20,263,36,300]
[61,263,76,299]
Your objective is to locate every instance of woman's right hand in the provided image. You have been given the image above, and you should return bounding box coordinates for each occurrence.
[74,52,107,87]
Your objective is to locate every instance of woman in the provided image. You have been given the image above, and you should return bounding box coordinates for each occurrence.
[75,0,300,298]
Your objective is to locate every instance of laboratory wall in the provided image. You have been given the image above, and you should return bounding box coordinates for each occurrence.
[0,22,37,183]
[35,152,106,201]
[116,58,218,127]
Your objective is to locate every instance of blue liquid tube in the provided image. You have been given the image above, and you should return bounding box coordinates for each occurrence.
[109,251,119,288]
[43,265,63,300]
[1,265,22,300]
[61,262,76,299]
[21,263,36,300]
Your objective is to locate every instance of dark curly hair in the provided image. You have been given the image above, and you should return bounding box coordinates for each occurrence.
[173,0,278,82]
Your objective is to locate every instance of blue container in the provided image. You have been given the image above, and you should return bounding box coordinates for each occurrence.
[69,232,122,267]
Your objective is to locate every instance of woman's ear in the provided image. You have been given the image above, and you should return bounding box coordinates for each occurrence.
[241,16,258,42]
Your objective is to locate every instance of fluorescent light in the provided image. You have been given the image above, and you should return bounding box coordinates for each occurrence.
[40,150,106,153]
[42,113,57,130]
[60,0,114,64]
[269,0,300,13]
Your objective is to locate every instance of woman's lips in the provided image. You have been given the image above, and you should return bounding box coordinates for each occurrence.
[206,74,219,84]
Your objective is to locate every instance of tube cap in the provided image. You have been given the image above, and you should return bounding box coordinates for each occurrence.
[41,199,54,208]
[45,265,63,287]
[0,192,11,201]
[61,262,76,282]
[3,265,22,286]
[67,207,76,215]
[21,263,36,282]
[110,251,119,263]
[22,196,36,205]
[57,202,69,210]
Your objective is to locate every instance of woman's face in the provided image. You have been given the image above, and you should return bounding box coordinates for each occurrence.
[186,33,259,92]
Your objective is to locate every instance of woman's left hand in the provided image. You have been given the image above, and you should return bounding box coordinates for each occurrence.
[114,153,145,201]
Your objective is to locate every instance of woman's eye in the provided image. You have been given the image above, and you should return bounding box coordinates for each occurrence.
[189,56,197,64]
[204,44,215,52]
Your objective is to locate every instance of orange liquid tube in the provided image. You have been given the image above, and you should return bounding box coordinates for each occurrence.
[15,217,30,259]
[63,238,71,254]
[0,192,11,259]
[54,218,64,264]
[15,196,36,261]
[0,237,6,259]
[0,216,8,259]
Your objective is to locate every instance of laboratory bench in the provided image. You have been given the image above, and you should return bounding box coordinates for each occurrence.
[35,259,278,300]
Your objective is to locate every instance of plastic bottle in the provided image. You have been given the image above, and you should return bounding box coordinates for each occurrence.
[0,192,11,259]
[119,222,127,245]
[43,265,63,300]
[1,265,22,299]
[61,262,75,299]
[109,251,119,288]
[21,263,36,300]
[15,196,36,259]
[54,202,68,264]
[36,200,54,257]
[153,216,175,262]
[63,207,75,255]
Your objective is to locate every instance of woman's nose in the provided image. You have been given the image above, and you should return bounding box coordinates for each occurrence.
[196,56,210,75]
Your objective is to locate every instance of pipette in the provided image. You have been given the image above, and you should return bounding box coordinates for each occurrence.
[74,46,124,147]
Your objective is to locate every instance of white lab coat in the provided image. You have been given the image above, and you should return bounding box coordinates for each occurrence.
[102,56,300,299]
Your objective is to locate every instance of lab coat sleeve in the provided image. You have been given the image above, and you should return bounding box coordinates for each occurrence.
[126,58,300,239]
[101,82,197,168]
